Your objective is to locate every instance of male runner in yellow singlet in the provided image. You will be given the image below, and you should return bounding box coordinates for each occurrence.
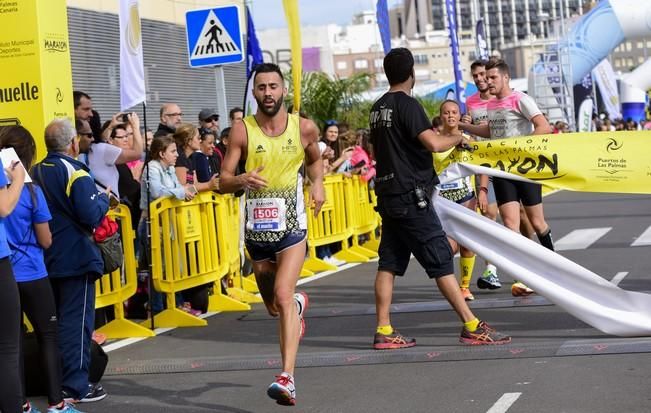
[220,63,324,407]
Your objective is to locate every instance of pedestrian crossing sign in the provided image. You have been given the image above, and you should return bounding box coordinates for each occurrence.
[185,5,244,68]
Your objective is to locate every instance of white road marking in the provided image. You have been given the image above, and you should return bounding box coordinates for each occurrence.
[486,392,522,413]
[555,228,612,251]
[631,225,651,247]
[610,271,629,286]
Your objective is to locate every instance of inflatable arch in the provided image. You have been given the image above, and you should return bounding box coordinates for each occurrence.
[565,0,651,121]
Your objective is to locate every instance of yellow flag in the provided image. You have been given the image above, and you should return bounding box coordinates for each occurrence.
[435,131,651,194]
[282,0,301,113]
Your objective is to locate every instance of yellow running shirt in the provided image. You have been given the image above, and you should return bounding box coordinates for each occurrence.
[243,113,306,242]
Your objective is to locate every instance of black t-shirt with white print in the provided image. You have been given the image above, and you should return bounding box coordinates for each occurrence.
[369,91,437,196]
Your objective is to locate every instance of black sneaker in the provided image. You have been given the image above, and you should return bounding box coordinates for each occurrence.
[373,330,416,350]
[78,383,107,403]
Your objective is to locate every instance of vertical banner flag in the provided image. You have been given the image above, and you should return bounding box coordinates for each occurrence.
[574,73,594,132]
[593,59,621,120]
[445,0,466,113]
[577,98,594,132]
[475,19,489,60]
[119,0,146,110]
[376,0,391,55]
[244,6,263,116]
[283,0,302,113]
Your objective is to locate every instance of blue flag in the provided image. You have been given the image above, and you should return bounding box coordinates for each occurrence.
[244,7,264,115]
[445,0,466,113]
[476,19,489,61]
[376,0,391,55]
[246,6,263,77]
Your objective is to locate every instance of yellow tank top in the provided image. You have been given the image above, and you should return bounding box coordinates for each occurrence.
[243,113,306,242]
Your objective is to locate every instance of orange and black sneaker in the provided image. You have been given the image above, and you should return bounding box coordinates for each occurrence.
[373,330,416,350]
[460,321,511,345]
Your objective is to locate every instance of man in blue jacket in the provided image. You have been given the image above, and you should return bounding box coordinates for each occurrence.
[33,118,110,403]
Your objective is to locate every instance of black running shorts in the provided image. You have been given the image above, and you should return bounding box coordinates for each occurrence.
[492,177,542,207]
[376,193,454,279]
[245,230,307,262]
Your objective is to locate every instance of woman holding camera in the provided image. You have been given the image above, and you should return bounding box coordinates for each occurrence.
[84,112,143,199]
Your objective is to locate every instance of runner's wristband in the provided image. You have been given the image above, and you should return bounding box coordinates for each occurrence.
[479,186,488,194]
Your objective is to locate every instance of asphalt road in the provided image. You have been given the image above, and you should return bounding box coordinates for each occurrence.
[45,191,651,413]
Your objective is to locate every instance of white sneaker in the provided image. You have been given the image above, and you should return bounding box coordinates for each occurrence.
[294,292,309,339]
[294,292,308,318]
[267,372,296,405]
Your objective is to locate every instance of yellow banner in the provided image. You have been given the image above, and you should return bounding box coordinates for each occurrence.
[0,0,74,160]
[435,131,651,194]
[282,0,301,113]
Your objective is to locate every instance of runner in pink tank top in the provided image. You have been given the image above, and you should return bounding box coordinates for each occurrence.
[460,59,555,297]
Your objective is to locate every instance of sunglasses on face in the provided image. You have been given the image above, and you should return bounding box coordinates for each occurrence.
[78,132,93,138]
[204,116,219,123]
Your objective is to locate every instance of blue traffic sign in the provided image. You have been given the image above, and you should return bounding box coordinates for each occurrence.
[185,5,244,68]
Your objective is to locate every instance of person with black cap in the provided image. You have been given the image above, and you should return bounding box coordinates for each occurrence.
[198,108,220,135]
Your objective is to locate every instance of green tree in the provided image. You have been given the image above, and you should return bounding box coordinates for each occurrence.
[284,70,372,130]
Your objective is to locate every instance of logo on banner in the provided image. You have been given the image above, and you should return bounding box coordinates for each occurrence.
[44,38,67,53]
[185,6,244,67]
[606,138,623,152]
[125,2,142,56]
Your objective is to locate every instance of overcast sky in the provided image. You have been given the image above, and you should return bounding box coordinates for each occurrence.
[249,0,401,30]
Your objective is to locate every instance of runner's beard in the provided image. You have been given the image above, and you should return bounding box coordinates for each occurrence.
[256,96,283,117]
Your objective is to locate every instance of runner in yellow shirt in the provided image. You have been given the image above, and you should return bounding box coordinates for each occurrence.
[220,63,324,407]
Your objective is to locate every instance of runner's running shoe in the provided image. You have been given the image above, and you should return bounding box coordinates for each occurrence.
[294,291,309,339]
[48,402,85,413]
[477,269,502,289]
[511,282,534,297]
[460,321,511,345]
[373,330,416,350]
[267,373,296,406]
[460,287,475,301]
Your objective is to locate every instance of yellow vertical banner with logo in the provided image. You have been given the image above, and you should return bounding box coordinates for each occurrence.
[0,0,74,160]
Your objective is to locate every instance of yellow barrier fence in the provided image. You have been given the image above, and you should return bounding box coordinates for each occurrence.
[346,176,380,257]
[95,205,154,338]
[143,192,230,328]
[365,188,381,251]
[211,194,260,308]
[90,175,383,333]
[304,175,369,273]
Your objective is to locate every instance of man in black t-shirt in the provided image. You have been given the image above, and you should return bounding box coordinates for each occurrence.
[369,48,511,348]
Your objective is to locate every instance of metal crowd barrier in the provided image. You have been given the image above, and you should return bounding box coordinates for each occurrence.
[92,175,383,332]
